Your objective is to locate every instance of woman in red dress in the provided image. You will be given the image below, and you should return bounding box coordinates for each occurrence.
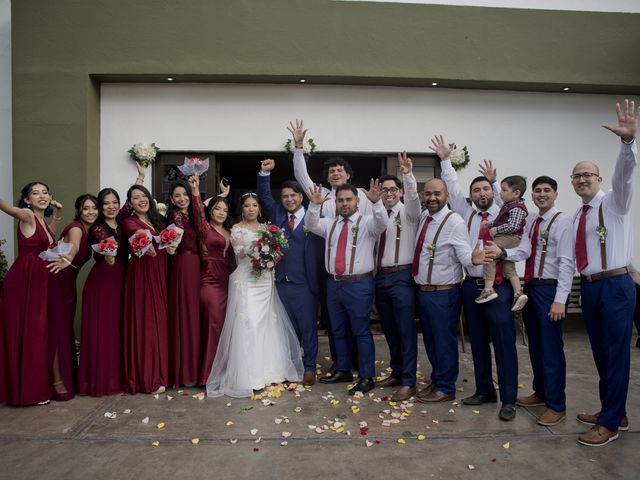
[166,179,201,387]
[78,167,144,396]
[188,175,234,385]
[122,185,173,394]
[0,182,62,405]
[46,194,99,401]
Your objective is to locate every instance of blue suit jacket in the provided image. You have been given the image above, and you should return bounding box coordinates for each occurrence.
[257,173,324,296]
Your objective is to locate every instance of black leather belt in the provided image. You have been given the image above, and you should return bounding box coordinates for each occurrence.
[419,283,459,292]
[379,264,412,275]
[331,272,373,282]
[464,276,484,286]
[581,266,629,283]
[527,279,558,287]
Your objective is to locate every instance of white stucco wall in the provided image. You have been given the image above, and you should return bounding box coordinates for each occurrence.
[101,83,639,263]
[0,0,13,261]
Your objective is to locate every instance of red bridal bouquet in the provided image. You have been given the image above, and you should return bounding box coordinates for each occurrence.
[91,236,118,257]
[38,240,72,261]
[155,223,184,250]
[129,230,154,257]
[177,156,210,176]
[250,224,289,278]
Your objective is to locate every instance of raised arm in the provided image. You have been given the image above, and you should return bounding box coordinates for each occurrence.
[257,159,279,219]
[288,119,318,194]
[362,179,389,236]
[429,135,474,218]
[604,99,638,215]
[398,151,421,223]
[0,196,35,225]
[478,159,503,208]
[304,184,330,236]
[188,174,209,242]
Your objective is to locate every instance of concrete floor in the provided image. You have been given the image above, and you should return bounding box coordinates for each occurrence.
[1,331,638,480]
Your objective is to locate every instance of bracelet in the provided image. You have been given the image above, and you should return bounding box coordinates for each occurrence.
[621,137,635,145]
[53,216,62,220]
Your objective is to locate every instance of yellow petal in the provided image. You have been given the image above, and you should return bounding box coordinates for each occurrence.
[417,434,426,441]
[468,465,475,470]
[156,422,165,430]
[351,406,360,414]
[226,421,234,427]
[330,399,340,406]
[151,441,160,447]
[502,442,510,449]
[397,438,406,444]
[191,438,200,445]
[472,409,480,414]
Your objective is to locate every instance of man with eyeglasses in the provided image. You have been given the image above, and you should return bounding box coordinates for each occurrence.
[373,152,421,401]
[570,99,638,447]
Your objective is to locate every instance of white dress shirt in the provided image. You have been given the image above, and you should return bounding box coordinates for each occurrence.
[412,206,474,285]
[440,159,501,278]
[293,148,373,218]
[506,207,575,304]
[305,199,389,275]
[573,140,637,275]
[379,172,421,268]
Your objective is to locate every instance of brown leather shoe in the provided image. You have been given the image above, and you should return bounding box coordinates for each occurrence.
[577,411,629,431]
[375,376,401,388]
[303,371,316,386]
[516,393,545,407]
[416,383,434,398]
[391,386,416,402]
[578,425,619,447]
[416,389,454,403]
[537,408,566,426]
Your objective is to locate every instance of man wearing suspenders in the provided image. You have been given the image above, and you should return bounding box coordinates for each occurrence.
[305,181,389,395]
[570,100,638,446]
[374,152,421,401]
[430,135,519,421]
[412,179,487,402]
[487,176,574,426]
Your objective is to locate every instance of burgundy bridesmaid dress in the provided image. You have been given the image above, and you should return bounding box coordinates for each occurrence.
[192,195,233,385]
[0,220,53,405]
[47,221,91,401]
[121,216,169,394]
[167,210,201,387]
[77,221,127,396]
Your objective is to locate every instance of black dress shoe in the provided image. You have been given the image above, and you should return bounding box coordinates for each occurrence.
[499,403,516,421]
[328,363,338,376]
[319,370,354,384]
[462,392,498,406]
[375,376,401,388]
[348,378,374,395]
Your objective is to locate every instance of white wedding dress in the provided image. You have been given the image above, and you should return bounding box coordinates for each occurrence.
[206,226,304,398]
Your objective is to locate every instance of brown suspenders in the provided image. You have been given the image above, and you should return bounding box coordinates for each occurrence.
[598,204,607,270]
[426,212,454,284]
[536,211,561,278]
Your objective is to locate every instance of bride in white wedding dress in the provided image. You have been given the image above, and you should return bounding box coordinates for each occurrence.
[206,193,303,398]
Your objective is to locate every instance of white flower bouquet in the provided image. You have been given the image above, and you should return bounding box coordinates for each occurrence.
[128,143,160,167]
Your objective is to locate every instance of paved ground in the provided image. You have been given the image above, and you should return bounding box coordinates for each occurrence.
[1,329,638,480]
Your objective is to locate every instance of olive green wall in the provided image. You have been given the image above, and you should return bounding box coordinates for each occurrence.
[12,0,640,207]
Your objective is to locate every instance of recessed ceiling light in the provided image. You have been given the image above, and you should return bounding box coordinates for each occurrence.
[563,87,570,91]
[431,82,438,86]
[300,79,306,83]
[167,77,174,81]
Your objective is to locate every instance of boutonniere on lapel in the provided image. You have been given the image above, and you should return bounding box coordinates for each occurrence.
[596,225,608,244]
[540,230,549,246]
[351,224,359,236]
[302,225,310,237]
[394,212,402,230]
[426,242,436,260]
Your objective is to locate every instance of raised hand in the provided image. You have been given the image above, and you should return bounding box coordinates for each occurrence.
[261,158,275,172]
[362,178,382,203]
[287,119,307,148]
[188,174,200,195]
[306,183,328,205]
[398,151,413,174]
[219,180,230,198]
[51,199,63,212]
[478,159,497,183]
[602,99,639,142]
[429,135,453,161]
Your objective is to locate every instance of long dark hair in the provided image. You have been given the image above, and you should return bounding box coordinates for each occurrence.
[73,194,99,222]
[126,185,166,232]
[166,179,194,221]
[205,196,232,230]
[94,187,121,235]
[234,192,265,225]
[18,181,54,218]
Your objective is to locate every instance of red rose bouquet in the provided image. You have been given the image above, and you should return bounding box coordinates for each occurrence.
[155,223,184,250]
[91,236,118,257]
[250,224,289,278]
[129,230,154,257]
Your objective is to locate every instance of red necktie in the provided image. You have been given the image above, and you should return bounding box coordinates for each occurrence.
[334,218,349,275]
[412,215,433,277]
[377,209,393,271]
[478,211,503,285]
[576,204,590,272]
[524,216,544,283]
[288,214,295,232]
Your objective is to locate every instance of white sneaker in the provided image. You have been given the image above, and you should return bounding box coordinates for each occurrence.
[475,288,498,304]
[511,292,528,311]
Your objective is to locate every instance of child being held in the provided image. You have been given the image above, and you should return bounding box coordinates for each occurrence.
[475,175,529,311]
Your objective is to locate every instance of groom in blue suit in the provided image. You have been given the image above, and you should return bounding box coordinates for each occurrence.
[257,159,324,385]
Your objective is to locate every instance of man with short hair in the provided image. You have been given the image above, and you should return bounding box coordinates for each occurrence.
[374,152,421,401]
[305,181,389,395]
[412,178,487,403]
[570,99,638,447]
[487,175,574,427]
[430,135,519,421]
[257,159,324,386]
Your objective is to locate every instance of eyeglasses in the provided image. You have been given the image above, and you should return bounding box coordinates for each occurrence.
[381,187,400,194]
[570,172,599,181]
